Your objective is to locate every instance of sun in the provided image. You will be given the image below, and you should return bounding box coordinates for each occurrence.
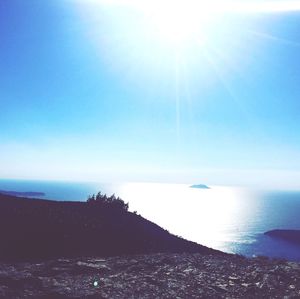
[82,0,220,49]
[77,0,300,80]
[136,0,218,49]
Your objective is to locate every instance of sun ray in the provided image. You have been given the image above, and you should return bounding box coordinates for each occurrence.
[200,44,245,110]
[181,57,194,123]
[201,43,260,131]
[175,53,181,149]
[247,30,300,47]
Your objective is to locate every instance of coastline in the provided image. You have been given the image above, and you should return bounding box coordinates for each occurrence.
[1,181,300,261]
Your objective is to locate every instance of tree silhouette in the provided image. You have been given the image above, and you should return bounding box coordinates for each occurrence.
[87,192,129,211]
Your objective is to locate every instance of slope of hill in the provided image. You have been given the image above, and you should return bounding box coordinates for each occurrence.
[0,194,222,261]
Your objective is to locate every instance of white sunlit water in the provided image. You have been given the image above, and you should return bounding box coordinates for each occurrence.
[118,183,248,250]
[1,179,300,260]
[117,183,300,261]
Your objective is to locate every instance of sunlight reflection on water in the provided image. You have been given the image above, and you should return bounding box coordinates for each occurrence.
[115,183,300,260]
[117,183,255,251]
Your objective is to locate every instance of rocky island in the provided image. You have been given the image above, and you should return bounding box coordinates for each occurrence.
[0,193,300,298]
[190,184,210,189]
[265,229,300,245]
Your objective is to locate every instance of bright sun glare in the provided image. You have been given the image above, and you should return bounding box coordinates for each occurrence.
[141,0,216,47]
[85,0,300,50]
[85,0,225,50]
[80,0,300,136]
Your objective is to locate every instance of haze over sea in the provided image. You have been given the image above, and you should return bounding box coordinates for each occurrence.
[1,179,300,261]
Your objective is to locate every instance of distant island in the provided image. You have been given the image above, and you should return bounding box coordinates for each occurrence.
[0,190,45,197]
[190,184,210,189]
[265,229,300,245]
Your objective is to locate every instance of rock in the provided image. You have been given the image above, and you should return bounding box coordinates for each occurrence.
[229,276,239,281]
[76,261,111,273]
[0,253,299,298]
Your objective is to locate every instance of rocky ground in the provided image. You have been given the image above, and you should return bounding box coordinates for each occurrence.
[0,253,300,298]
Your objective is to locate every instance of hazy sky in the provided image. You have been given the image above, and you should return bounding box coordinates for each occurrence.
[1,0,300,187]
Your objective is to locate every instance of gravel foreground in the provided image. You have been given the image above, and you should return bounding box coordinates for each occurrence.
[1,253,300,298]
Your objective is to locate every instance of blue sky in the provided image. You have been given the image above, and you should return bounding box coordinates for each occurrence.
[1,0,300,187]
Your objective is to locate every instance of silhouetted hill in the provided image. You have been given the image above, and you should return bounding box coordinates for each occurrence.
[265,229,300,245]
[0,194,222,261]
[0,190,45,197]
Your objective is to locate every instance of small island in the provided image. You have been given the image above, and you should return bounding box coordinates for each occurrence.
[265,229,300,245]
[190,184,210,189]
[0,190,45,197]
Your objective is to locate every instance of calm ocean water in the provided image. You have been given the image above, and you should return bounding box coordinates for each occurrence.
[1,179,300,261]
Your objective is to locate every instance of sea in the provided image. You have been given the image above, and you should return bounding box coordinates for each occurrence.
[1,178,300,261]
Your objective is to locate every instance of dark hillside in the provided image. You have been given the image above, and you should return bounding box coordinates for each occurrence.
[265,229,300,245]
[0,194,222,261]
